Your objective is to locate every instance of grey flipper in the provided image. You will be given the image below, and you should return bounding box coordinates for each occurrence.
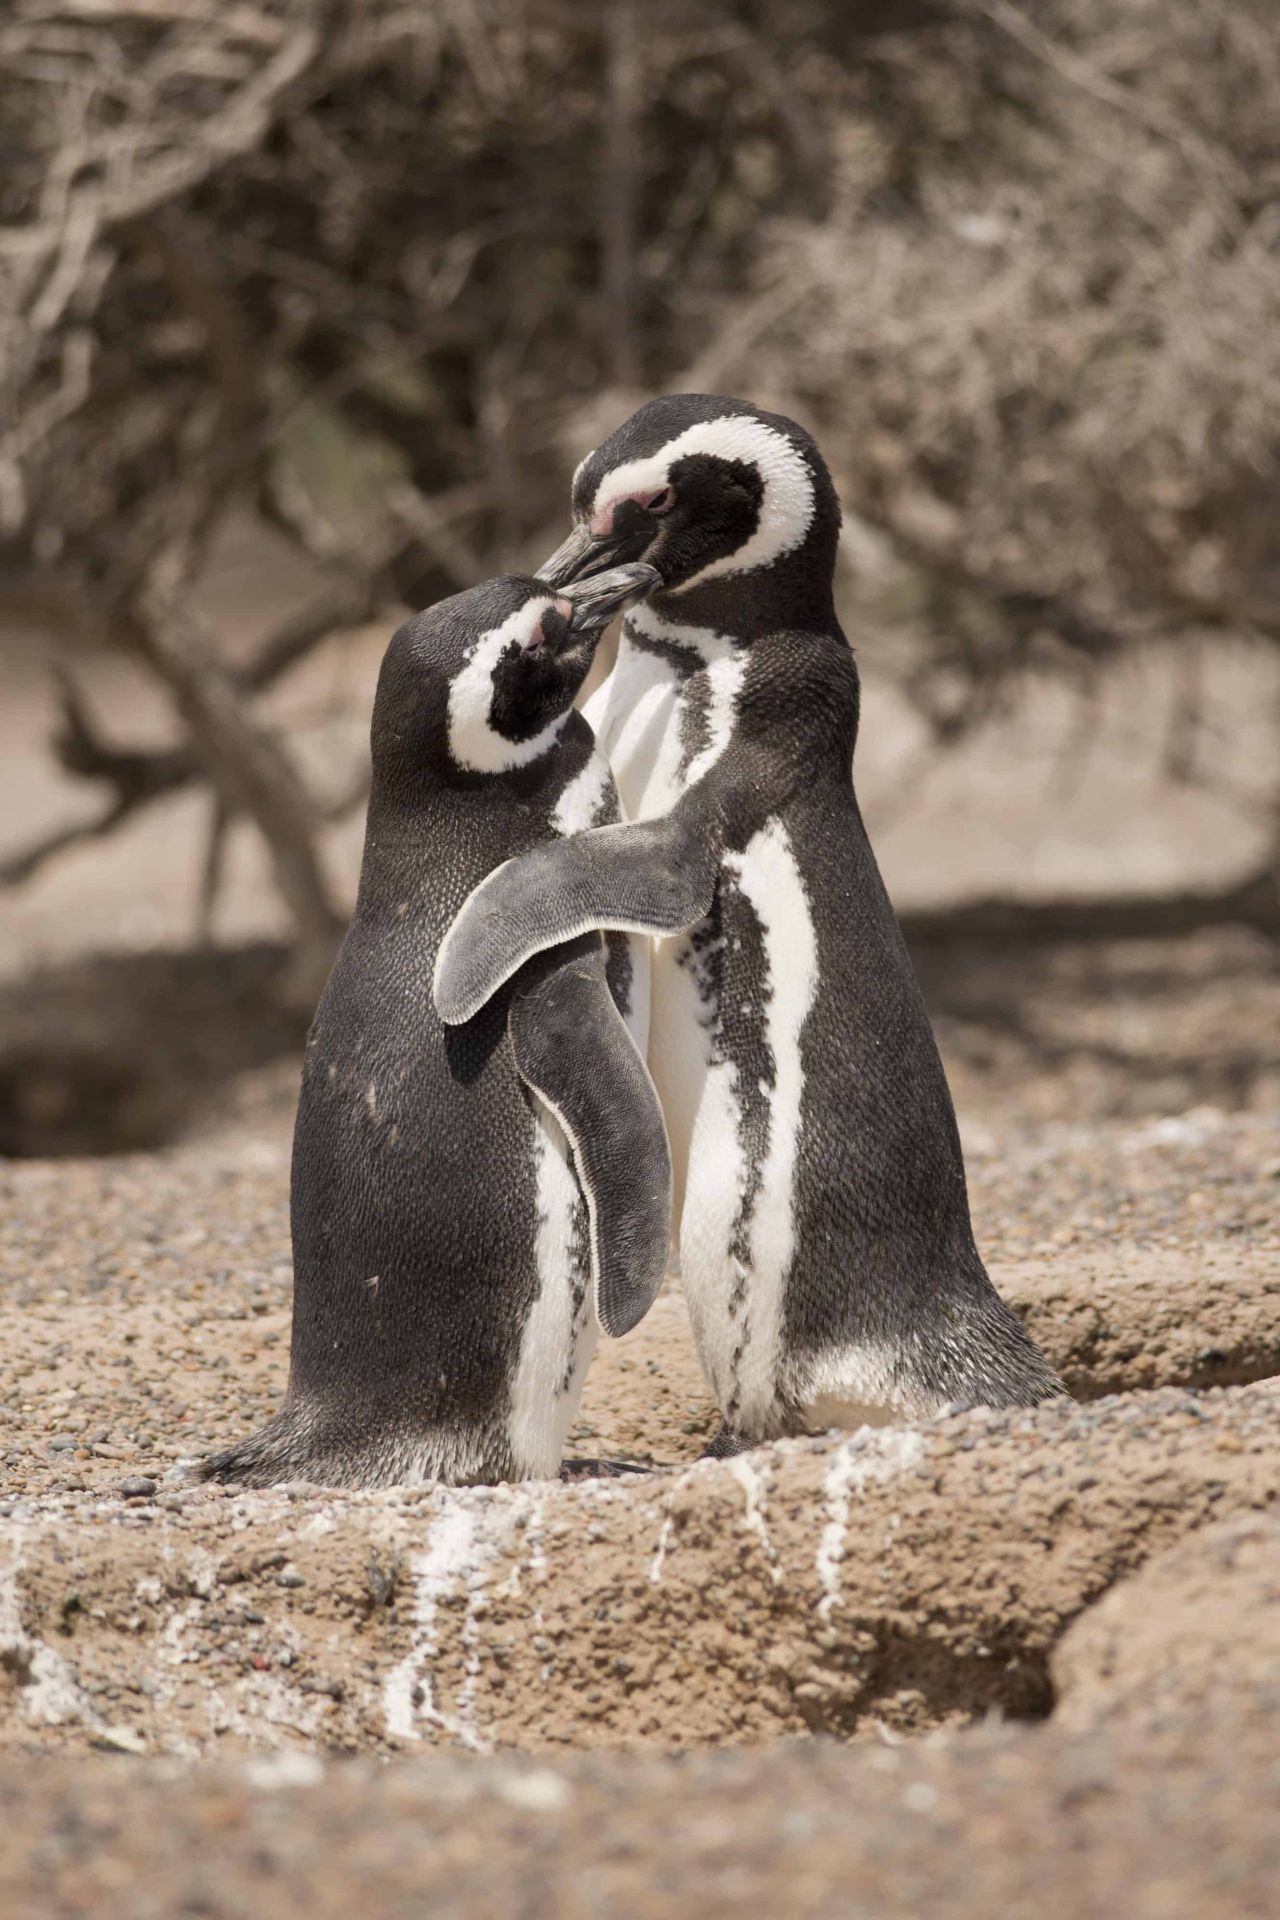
[434,806,721,1026]
[509,938,673,1338]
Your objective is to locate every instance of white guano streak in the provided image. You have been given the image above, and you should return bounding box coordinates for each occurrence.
[383,1498,498,1748]
[727,1455,782,1585]
[0,1536,98,1729]
[816,1430,926,1620]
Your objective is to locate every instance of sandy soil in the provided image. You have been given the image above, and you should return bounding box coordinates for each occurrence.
[2,1681,1276,1920]
[0,1094,1275,1498]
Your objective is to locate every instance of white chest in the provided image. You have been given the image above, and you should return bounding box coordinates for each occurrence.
[583,608,743,821]
[584,613,831,1435]
[583,614,743,1222]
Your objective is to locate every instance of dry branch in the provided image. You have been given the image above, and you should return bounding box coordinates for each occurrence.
[2,0,1277,953]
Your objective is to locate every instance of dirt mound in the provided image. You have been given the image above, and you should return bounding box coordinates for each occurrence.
[1053,1512,1280,1730]
[1013,1247,1279,1398]
[2,1383,1274,1759]
[0,921,1276,1911]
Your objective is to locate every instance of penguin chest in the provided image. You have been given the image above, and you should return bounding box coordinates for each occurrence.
[585,644,684,819]
[506,1094,598,1478]
[588,635,744,821]
[677,820,820,1435]
[602,647,747,1203]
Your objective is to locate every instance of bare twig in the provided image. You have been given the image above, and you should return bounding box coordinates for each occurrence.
[195,790,232,942]
[601,0,640,387]
[131,597,343,983]
[973,0,1246,211]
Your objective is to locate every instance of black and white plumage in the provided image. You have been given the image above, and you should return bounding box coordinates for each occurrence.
[435,397,1065,1450]
[202,566,671,1489]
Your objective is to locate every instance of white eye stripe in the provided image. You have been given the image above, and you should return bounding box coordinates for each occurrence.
[588,415,817,590]
[447,598,567,774]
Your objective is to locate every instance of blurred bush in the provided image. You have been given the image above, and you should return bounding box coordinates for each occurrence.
[1,0,1277,966]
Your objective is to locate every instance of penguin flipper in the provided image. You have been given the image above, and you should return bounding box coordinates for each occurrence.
[509,938,673,1338]
[434,805,721,1025]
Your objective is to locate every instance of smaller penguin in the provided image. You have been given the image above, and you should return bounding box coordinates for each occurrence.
[201,563,670,1490]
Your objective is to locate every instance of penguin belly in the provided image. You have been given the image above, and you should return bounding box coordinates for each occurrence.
[589,647,871,1436]
[586,648,690,1219]
[678,817,819,1441]
[549,737,653,1062]
[505,1096,599,1478]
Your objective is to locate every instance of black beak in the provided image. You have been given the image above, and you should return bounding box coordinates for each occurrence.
[561,561,661,633]
[537,521,654,588]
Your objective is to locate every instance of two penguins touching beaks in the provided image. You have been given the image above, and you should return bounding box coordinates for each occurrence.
[203,394,1065,1492]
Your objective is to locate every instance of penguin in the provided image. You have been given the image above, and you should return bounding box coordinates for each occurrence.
[201,563,672,1489]
[434,396,1065,1455]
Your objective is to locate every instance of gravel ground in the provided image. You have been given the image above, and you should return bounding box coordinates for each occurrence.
[1,1064,1274,1498]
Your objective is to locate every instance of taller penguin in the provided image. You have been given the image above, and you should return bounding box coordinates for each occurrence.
[203,564,671,1489]
[436,396,1064,1453]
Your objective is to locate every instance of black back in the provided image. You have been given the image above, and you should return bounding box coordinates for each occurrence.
[696,629,1058,1409]
[288,700,603,1441]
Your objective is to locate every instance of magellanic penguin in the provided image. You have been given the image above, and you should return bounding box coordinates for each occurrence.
[201,564,672,1489]
[434,396,1065,1454]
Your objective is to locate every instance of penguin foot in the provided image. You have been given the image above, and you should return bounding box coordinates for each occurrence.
[196,1411,312,1489]
[558,1456,652,1482]
[699,1423,755,1461]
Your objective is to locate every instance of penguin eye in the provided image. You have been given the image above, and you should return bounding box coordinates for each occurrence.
[525,607,568,653]
[641,486,675,516]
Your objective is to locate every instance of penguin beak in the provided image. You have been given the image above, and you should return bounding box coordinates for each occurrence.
[560,561,661,633]
[537,521,653,588]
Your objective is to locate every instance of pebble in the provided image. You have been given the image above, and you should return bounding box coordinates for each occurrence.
[90,1726,149,1756]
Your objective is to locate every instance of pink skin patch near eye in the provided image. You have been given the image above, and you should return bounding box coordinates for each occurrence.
[590,488,673,536]
[522,599,572,652]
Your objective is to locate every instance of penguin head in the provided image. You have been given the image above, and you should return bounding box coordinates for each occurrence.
[373,567,656,784]
[538,395,841,624]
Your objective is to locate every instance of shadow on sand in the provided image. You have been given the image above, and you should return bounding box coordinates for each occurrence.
[0,865,1274,1156]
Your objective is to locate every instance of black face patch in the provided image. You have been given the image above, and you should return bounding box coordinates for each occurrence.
[563,396,840,626]
[653,453,765,589]
[486,608,589,744]
[573,453,767,590]
[372,575,551,782]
